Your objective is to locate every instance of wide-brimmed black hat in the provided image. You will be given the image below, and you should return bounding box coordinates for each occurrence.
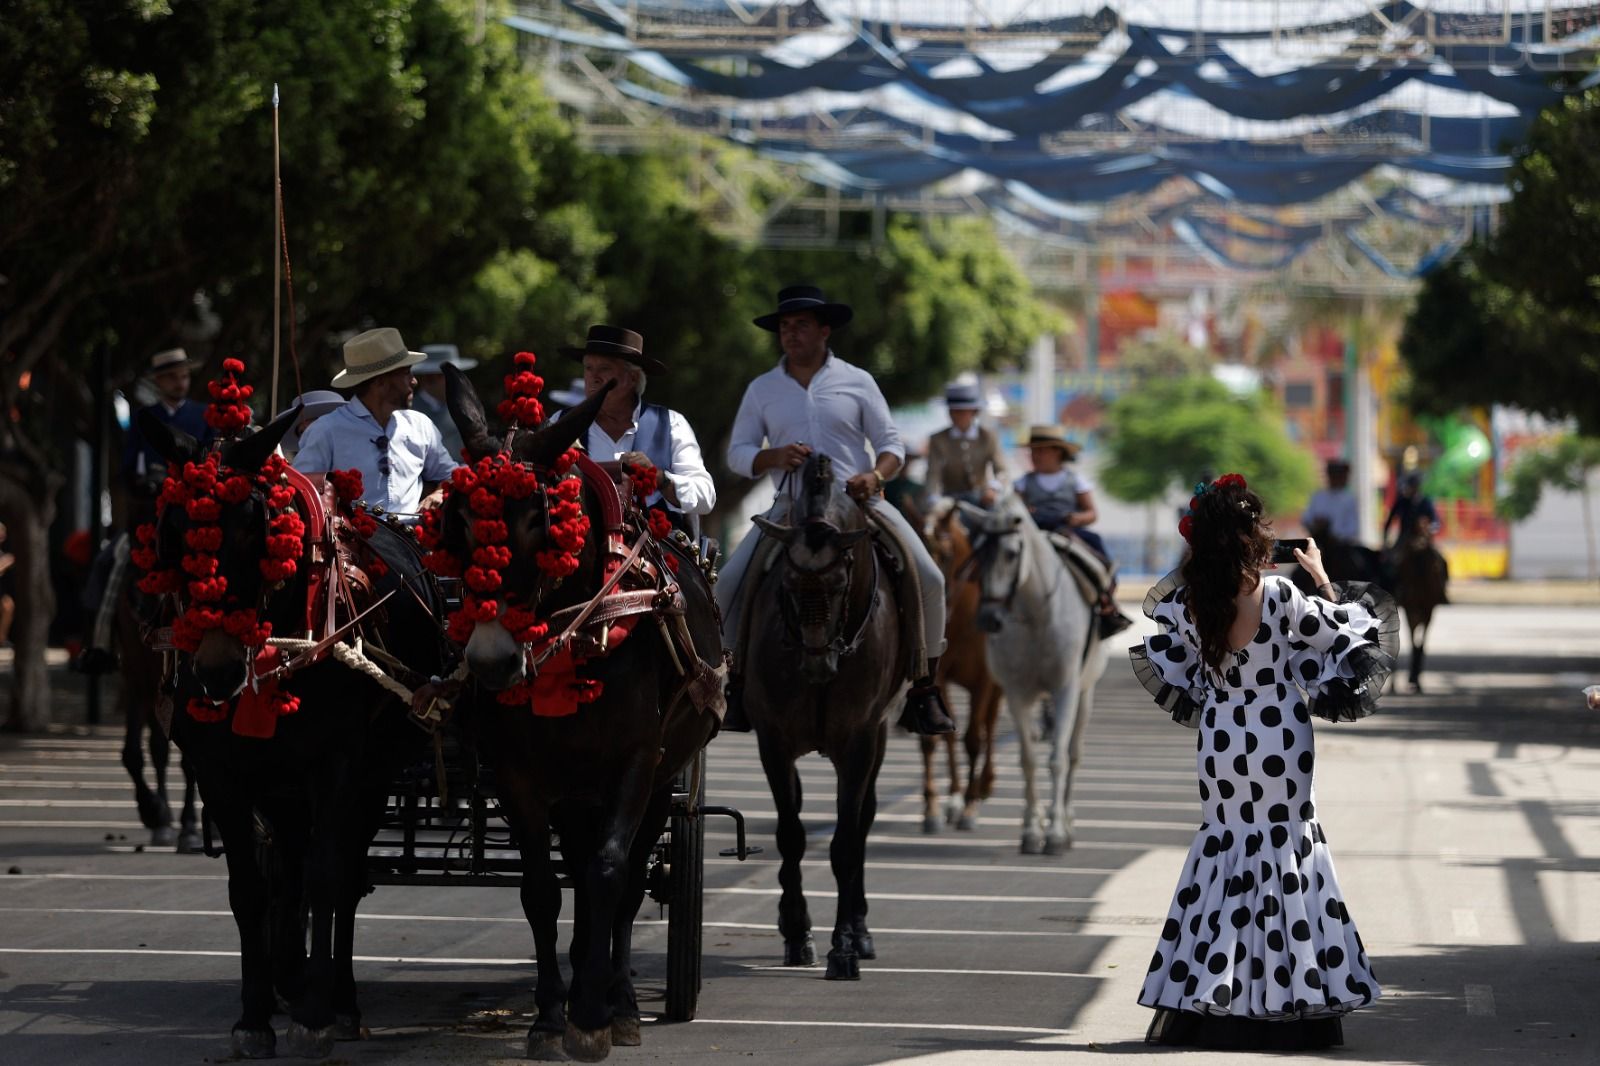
[753,285,853,333]
[559,325,666,375]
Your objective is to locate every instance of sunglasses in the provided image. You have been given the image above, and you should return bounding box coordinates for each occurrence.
[372,436,390,479]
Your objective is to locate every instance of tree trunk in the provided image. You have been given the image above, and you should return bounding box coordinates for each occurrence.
[0,465,59,733]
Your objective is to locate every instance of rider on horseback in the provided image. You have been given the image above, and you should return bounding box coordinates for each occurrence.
[1013,425,1133,638]
[550,325,716,538]
[1303,458,1360,544]
[80,348,214,674]
[925,380,1006,509]
[717,285,955,736]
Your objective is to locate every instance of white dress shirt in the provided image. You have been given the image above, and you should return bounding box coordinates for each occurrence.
[1303,488,1360,542]
[726,353,904,492]
[585,402,716,516]
[292,396,457,517]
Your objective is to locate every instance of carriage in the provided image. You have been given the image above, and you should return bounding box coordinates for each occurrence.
[364,738,758,1022]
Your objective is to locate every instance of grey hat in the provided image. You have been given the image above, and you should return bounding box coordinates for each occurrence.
[282,389,347,454]
[415,343,478,375]
[547,377,587,408]
[945,382,981,410]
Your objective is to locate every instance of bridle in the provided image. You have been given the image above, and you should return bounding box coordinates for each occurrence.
[967,517,1064,617]
[775,518,879,660]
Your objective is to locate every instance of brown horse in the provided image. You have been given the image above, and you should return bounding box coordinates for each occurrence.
[744,453,905,981]
[919,502,1003,833]
[1396,517,1448,692]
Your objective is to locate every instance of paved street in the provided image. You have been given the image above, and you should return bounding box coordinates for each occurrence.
[2,603,1598,1064]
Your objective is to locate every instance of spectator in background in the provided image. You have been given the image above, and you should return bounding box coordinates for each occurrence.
[120,348,212,524]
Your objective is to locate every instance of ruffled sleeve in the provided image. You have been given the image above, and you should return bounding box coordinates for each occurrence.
[1128,571,1205,728]
[1280,578,1400,722]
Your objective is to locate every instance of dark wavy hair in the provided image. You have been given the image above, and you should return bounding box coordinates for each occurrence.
[1180,479,1274,674]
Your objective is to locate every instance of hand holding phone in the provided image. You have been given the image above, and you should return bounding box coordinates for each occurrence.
[1270,538,1309,565]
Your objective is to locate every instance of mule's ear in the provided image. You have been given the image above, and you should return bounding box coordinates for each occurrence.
[513,379,613,469]
[221,406,297,475]
[137,408,201,468]
[444,363,501,460]
[751,515,798,544]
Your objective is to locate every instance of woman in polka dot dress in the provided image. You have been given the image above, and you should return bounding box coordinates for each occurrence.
[1129,473,1398,1050]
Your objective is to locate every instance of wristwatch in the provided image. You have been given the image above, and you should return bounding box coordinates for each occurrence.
[872,469,887,491]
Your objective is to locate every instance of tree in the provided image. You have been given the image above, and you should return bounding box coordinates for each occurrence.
[1399,87,1600,432]
[1496,433,1600,580]
[1100,375,1316,516]
[1117,333,1212,379]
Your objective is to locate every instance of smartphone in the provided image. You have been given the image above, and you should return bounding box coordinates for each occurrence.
[1271,538,1309,564]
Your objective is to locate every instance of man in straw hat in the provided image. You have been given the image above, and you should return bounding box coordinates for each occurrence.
[718,285,955,735]
[925,378,1007,507]
[412,343,478,461]
[551,325,715,535]
[292,327,458,521]
[1014,424,1132,637]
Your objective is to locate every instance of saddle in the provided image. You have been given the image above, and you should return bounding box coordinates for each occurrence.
[1044,530,1115,611]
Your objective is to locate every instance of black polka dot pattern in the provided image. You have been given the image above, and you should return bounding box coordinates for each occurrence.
[1135,575,1382,1021]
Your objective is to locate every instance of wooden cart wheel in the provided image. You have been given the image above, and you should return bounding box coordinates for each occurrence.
[663,748,706,1022]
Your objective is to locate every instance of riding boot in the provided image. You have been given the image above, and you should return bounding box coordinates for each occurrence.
[1097,591,1134,639]
[721,672,752,732]
[898,661,956,736]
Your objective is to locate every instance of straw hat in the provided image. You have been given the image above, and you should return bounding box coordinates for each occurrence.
[1023,424,1082,459]
[330,327,426,388]
[142,348,202,377]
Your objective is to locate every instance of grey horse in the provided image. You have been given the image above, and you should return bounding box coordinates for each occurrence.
[960,495,1105,854]
[744,453,906,980]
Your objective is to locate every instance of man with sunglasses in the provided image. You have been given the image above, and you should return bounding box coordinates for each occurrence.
[292,328,458,521]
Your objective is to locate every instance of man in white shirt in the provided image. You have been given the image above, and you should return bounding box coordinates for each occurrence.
[553,325,715,535]
[292,327,458,520]
[718,285,953,735]
[1302,458,1360,544]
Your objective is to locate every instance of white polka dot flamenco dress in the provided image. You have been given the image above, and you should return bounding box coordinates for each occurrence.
[1129,573,1398,1048]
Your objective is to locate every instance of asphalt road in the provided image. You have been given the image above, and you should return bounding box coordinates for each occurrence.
[2,603,1598,1065]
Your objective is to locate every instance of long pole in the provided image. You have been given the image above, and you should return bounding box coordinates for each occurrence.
[270,83,282,419]
[85,345,109,727]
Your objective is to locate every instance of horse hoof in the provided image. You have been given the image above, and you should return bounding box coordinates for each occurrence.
[943,797,964,825]
[610,1014,642,1046]
[1044,835,1072,855]
[824,949,860,981]
[230,1025,277,1059]
[526,1025,568,1061]
[854,932,876,960]
[283,1020,334,1059]
[1021,833,1045,855]
[151,825,177,848]
[956,811,977,831]
[562,1021,612,1063]
[177,828,204,854]
[921,814,941,835]
[331,1013,363,1041]
[783,935,816,967]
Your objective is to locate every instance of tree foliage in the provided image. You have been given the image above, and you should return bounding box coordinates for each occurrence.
[1399,87,1600,432]
[1100,375,1316,515]
[1496,434,1600,522]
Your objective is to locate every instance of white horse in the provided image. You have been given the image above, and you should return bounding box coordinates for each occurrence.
[958,496,1105,854]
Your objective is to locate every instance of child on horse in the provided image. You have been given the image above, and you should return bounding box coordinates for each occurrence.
[1012,425,1133,638]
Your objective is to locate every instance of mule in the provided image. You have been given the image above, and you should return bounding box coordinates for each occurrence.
[138,408,447,1059]
[919,501,1003,833]
[1396,517,1448,692]
[438,367,722,1062]
[739,452,905,981]
[959,495,1103,854]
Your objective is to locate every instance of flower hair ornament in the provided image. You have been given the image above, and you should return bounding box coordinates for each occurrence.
[1177,472,1248,543]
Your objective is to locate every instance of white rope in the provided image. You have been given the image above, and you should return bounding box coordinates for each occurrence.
[267,635,415,702]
